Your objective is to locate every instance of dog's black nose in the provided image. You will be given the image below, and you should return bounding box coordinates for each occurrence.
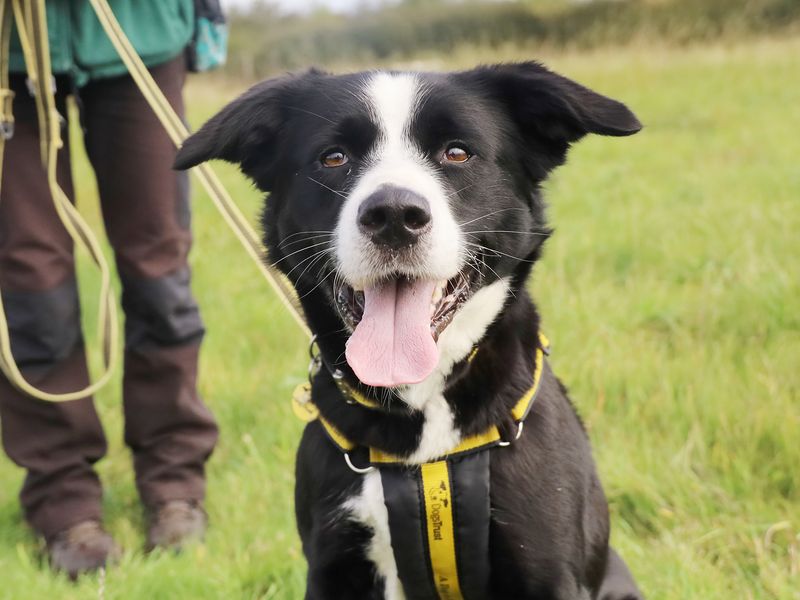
[357,185,431,248]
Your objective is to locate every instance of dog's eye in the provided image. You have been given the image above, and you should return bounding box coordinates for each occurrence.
[443,144,471,164]
[321,149,348,168]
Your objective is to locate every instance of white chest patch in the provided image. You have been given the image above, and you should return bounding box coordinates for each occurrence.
[344,470,406,600]
[400,278,511,463]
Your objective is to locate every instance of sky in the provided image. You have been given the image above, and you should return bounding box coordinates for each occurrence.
[222,0,393,14]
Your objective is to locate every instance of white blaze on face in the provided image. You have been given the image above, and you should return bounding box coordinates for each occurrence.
[335,73,463,287]
[336,73,466,388]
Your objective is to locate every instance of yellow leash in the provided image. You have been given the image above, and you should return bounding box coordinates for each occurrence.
[86,0,310,339]
[0,0,119,402]
[0,0,310,402]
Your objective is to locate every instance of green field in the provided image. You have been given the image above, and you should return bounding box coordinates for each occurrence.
[0,36,798,599]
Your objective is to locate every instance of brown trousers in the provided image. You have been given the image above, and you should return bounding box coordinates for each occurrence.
[0,56,218,539]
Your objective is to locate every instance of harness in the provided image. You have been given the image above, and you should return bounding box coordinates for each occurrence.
[293,334,550,600]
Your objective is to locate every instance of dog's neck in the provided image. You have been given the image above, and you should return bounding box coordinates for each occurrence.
[308,277,543,462]
[399,278,512,410]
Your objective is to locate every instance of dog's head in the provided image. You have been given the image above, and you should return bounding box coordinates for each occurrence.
[176,63,640,389]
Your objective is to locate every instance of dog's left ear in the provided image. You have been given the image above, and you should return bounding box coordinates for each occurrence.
[461,62,641,160]
[174,70,320,188]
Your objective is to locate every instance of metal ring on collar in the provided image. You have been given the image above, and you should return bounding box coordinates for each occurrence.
[344,453,375,474]
[497,421,524,447]
[308,334,319,359]
[307,335,322,383]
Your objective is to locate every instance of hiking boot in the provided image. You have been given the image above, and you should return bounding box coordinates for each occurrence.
[46,520,120,580]
[146,499,207,551]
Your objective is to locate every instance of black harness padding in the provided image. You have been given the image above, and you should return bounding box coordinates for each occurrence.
[381,452,492,600]
[381,466,438,600]
[449,452,491,599]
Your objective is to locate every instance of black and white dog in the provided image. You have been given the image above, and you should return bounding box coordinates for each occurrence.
[176,62,643,600]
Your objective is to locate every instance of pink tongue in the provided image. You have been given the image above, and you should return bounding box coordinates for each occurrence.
[346,279,439,387]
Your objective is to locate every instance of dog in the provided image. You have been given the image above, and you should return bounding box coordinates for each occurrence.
[176,62,644,600]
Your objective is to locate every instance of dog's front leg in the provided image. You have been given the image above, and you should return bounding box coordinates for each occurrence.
[304,519,384,600]
[596,547,644,600]
[297,424,386,600]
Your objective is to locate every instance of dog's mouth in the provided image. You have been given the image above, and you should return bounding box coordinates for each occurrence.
[336,271,474,339]
[335,269,477,387]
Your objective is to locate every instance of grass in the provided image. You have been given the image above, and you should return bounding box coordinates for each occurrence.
[0,36,798,599]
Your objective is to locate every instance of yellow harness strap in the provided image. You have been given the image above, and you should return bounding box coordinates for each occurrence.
[302,333,549,465]
[420,460,463,599]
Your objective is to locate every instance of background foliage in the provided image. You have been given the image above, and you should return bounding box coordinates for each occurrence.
[226,0,800,76]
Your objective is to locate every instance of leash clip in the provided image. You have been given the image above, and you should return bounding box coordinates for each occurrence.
[497,421,524,447]
[0,120,12,140]
[0,88,14,140]
[26,75,58,98]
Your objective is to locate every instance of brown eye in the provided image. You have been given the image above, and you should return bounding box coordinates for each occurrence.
[321,149,348,168]
[443,145,471,163]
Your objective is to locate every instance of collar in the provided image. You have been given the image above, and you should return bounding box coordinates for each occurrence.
[292,333,550,471]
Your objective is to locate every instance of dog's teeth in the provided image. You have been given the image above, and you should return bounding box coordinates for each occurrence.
[431,283,444,306]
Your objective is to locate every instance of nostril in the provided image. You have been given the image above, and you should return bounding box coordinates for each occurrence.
[403,206,431,231]
[359,206,387,233]
[357,185,432,247]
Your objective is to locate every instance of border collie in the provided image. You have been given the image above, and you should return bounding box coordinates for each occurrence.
[176,62,644,600]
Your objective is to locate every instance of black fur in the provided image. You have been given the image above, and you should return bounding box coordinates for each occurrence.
[177,62,643,599]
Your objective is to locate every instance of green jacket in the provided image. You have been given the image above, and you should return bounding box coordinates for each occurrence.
[10,0,195,86]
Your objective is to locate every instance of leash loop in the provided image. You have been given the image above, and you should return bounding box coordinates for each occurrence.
[87,0,311,339]
[0,0,120,402]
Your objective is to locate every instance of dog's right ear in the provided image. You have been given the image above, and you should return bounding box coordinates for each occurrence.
[174,71,317,188]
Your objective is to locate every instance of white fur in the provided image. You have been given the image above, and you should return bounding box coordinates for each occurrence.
[402,278,511,462]
[403,278,511,409]
[335,73,463,288]
[344,470,406,600]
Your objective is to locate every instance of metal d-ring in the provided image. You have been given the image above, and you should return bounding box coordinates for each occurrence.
[307,335,322,383]
[497,421,524,447]
[344,453,375,474]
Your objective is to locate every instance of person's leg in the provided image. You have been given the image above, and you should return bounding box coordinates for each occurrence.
[0,75,108,541]
[80,56,218,546]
